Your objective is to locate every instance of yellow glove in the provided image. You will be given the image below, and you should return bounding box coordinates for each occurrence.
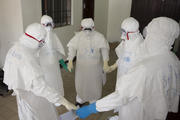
[67,60,73,72]
[109,63,118,72]
[103,60,111,73]
[61,97,77,111]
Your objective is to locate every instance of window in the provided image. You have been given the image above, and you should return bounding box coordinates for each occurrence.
[42,0,71,27]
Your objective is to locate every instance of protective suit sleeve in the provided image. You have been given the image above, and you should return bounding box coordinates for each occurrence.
[101,48,109,61]
[53,32,65,56]
[31,76,63,105]
[67,47,76,60]
[31,77,77,110]
[96,65,146,112]
[67,32,79,60]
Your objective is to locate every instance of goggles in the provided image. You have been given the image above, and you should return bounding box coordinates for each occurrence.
[121,29,137,40]
[42,22,55,28]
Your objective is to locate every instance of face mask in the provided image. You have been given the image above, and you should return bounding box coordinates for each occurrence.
[42,22,54,31]
[120,28,137,40]
[25,33,45,48]
[38,40,45,48]
[45,26,52,32]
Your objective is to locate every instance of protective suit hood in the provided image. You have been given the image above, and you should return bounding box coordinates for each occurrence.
[81,18,94,31]
[40,15,65,55]
[121,17,139,41]
[41,15,55,31]
[20,23,46,50]
[144,17,180,55]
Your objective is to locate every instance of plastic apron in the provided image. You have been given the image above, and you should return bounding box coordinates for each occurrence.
[75,44,104,101]
[72,32,108,102]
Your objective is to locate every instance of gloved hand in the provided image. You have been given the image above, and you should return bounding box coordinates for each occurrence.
[103,60,111,73]
[67,60,73,72]
[61,97,77,111]
[109,63,118,72]
[76,102,98,119]
[59,59,68,71]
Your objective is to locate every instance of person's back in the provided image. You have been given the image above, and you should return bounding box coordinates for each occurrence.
[135,51,179,120]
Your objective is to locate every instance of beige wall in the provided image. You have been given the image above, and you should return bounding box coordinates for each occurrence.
[94,0,109,38]
[107,0,132,42]
[0,0,23,67]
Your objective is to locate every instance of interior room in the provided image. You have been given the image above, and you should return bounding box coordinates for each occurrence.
[0,0,180,120]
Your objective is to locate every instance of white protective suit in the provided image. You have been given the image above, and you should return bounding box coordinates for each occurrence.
[108,17,144,120]
[3,23,76,120]
[40,15,65,95]
[96,17,180,120]
[115,17,143,79]
[67,18,109,103]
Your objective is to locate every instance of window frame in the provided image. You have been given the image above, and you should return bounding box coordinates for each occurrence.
[41,0,72,28]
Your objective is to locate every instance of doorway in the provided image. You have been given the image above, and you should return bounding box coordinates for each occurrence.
[131,0,180,32]
[82,0,94,19]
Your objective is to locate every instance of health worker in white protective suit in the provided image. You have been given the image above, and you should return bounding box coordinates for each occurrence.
[3,23,77,120]
[40,15,67,96]
[67,18,110,106]
[107,17,144,120]
[76,17,180,120]
[109,17,144,77]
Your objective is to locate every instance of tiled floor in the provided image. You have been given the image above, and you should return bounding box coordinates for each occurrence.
[0,43,119,120]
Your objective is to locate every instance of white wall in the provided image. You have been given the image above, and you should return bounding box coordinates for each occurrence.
[21,0,42,30]
[0,0,24,67]
[107,0,132,42]
[20,0,82,57]
[94,0,109,38]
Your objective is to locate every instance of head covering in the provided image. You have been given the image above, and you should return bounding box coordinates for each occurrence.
[20,23,46,49]
[121,17,140,40]
[144,17,180,54]
[41,15,55,30]
[81,18,94,31]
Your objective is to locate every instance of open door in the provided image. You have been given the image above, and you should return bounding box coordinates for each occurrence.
[82,0,94,19]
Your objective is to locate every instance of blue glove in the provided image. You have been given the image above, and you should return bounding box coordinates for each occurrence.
[76,102,98,119]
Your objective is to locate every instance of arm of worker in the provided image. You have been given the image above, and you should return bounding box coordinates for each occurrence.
[75,91,128,119]
[76,65,146,119]
[31,76,77,110]
[109,62,118,72]
[67,47,76,72]
[101,48,111,73]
